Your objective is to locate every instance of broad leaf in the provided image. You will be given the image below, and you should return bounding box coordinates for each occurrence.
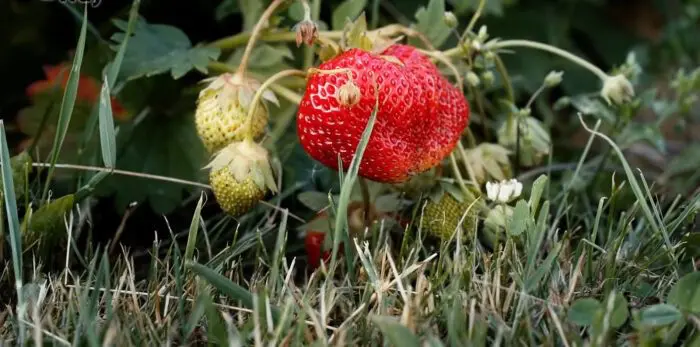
[96,113,208,214]
[411,0,451,48]
[568,298,601,326]
[638,304,682,327]
[110,17,220,81]
[332,0,368,31]
[668,271,700,314]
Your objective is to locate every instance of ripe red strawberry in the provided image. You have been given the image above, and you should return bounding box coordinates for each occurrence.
[304,230,331,269]
[297,44,469,183]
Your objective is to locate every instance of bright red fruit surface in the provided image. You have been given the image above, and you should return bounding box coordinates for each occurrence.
[297,44,470,183]
[304,231,335,269]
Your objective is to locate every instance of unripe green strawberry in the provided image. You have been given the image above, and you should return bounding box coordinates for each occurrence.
[210,170,266,217]
[207,139,278,217]
[195,73,271,153]
[420,190,480,241]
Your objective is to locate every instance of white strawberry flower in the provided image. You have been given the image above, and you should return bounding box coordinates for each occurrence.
[486,179,523,204]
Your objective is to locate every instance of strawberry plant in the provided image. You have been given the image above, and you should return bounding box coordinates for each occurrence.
[0,0,699,345]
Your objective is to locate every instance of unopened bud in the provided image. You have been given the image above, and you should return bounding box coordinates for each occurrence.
[477,25,488,41]
[600,74,635,105]
[544,70,564,88]
[481,71,495,87]
[444,11,458,28]
[466,71,480,87]
[337,80,361,107]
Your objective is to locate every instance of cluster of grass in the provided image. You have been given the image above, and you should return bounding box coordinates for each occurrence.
[2,1,700,346]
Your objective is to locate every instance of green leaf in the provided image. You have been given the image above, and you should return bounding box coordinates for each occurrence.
[42,5,88,200]
[332,0,368,31]
[370,315,421,347]
[608,291,630,328]
[24,194,75,256]
[98,75,117,168]
[187,261,280,324]
[638,304,682,327]
[667,271,700,314]
[184,192,205,263]
[239,0,265,30]
[297,191,331,212]
[330,80,380,276]
[411,0,451,48]
[96,114,207,214]
[227,44,294,70]
[0,121,23,306]
[110,17,220,81]
[1,151,32,200]
[528,174,548,215]
[508,199,529,236]
[105,0,141,88]
[568,298,601,326]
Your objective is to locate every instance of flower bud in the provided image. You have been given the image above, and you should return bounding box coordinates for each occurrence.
[466,71,480,87]
[544,70,564,88]
[477,25,488,41]
[497,116,552,167]
[600,74,635,105]
[443,11,458,28]
[481,71,495,87]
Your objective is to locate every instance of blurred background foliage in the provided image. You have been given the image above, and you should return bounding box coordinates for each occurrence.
[0,0,698,255]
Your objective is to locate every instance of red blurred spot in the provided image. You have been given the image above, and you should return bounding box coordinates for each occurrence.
[26,62,128,120]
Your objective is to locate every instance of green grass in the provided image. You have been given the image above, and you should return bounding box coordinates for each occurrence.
[2,1,700,346]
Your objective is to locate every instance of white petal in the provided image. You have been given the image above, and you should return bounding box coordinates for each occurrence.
[486,182,498,201]
[513,181,523,198]
[498,184,512,203]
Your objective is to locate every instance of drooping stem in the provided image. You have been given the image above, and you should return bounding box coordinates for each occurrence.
[236,0,287,76]
[449,152,470,196]
[486,39,609,81]
[243,69,308,141]
[419,49,464,92]
[456,141,479,188]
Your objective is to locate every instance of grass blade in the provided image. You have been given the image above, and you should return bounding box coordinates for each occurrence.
[106,0,141,88]
[577,114,676,269]
[0,120,25,344]
[329,83,380,277]
[41,5,89,202]
[183,192,205,263]
[98,75,117,168]
[187,261,281,324]
[269,209,289,294]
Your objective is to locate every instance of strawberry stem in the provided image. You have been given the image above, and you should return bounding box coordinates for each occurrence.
[236,0,287,77]
[486,39,609,81]
[243,69,307,141]
[461,0,486,41]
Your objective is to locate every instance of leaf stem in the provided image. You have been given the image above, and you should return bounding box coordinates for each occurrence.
[244,69,307,141]
[236,0,287,76]
[486,39,609,81]
[462,0,486,40]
